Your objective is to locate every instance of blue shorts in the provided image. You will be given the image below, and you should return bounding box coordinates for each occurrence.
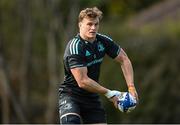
[59,93,107,124]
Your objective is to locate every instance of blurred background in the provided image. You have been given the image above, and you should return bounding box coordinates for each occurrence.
[0,0,180,124]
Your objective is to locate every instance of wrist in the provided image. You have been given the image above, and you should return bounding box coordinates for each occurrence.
[104,89,112,98]
[104,90,121,99]
[128,86,137,94]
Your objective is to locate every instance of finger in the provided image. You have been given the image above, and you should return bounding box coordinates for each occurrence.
[129,91,136,97]
[114,100,118,108]
[111,96,118,108]
[135,94,139,103]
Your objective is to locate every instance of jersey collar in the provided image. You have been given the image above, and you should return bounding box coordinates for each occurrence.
[76,33,97,44]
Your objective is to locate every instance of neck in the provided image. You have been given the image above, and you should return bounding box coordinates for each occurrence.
[79,33,95,43]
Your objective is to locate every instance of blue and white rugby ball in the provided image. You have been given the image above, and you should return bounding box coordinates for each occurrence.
[117,92,137,113]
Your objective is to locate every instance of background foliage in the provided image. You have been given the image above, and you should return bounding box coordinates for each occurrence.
[0,0,180,123]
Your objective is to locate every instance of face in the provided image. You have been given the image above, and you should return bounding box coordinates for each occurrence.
[79,17,99,42]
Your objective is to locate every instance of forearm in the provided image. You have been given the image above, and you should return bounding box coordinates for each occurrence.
[79,77,108,94]
[70,67,117,98]
[121,58,135,87]
[115,48,134,87]
[120,57,138,101]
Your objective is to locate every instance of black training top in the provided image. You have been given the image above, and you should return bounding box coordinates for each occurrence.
[59,33,121,99]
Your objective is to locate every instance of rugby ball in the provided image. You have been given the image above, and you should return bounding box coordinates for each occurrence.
[117,92,137,113]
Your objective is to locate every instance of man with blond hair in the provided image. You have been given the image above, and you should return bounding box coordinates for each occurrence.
[59,7,138,124]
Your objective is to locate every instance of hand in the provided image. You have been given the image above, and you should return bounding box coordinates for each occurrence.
[128,86,139,103]
[104,90,121,109]
[110,96,119,108]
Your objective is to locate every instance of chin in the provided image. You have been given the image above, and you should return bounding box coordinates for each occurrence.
[87,37,96,41]
[88,34,96,39]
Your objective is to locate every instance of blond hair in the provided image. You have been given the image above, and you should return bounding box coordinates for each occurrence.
[78,7,103,22]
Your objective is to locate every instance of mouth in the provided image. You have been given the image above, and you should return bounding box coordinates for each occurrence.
[89,32,96,34]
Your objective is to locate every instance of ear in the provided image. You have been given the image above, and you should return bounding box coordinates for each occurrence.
[78,22,81,28]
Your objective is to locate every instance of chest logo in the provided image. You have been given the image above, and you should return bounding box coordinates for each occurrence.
[85,50,91,56]
[98,43,105,52]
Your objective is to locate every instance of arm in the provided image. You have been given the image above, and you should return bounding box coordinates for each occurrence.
[70,66,120,106]
[70,67,108,94]
[115,48,138,101]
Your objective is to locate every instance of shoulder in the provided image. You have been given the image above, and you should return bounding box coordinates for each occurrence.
[96,33,113,42]
[67,36,84,55]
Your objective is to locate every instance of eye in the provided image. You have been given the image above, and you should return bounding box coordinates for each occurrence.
[95,23,99,26]
[87,23,93,26]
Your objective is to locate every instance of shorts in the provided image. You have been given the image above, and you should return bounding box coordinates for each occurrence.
[59,93,107,124]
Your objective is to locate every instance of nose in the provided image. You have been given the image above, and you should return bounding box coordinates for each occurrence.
[91,25,96,30]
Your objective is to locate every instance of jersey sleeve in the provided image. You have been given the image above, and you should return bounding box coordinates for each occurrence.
[67,38,86,69]
[102,34,121,58]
